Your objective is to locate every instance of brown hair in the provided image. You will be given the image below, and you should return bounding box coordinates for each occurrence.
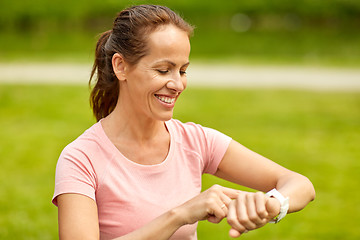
[89,5,194,121]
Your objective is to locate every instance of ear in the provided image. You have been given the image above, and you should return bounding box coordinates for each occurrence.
[112,53,127,81]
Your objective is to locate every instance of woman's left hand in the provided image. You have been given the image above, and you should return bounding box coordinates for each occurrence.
[226,191,281,238]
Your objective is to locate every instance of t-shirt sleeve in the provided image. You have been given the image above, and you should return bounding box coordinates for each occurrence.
[202,126,232,175]
[52,144,97,206]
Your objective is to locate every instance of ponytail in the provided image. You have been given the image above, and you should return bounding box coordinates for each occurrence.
[89,30,119,122]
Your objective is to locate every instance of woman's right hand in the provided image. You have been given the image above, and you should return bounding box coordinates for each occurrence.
[176,184,240,225]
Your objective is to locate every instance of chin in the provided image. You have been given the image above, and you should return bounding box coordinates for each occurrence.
[156,112,174,122]
[159,115,173,122]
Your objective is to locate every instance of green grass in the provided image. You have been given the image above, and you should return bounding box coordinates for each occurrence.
[0,84,359,239]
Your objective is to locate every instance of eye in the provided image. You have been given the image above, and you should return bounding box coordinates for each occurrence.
[180,70,187,75]
[157,70,169,74]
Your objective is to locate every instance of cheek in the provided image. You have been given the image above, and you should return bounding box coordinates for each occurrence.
[150,74,170,88]
[182,77,187,89]
[151,72,160,80]
[132,72,159,92]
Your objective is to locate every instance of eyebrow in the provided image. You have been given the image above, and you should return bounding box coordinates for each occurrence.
[153,60,190,68]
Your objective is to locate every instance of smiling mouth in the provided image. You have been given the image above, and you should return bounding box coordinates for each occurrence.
[155,94,176,104]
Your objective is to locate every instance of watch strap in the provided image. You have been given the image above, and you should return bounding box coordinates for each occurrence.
[265,188,289,223]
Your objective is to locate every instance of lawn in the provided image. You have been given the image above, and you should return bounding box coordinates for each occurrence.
[0,84,359,239]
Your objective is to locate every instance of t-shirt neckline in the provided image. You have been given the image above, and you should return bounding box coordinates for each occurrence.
[96,119,175,168]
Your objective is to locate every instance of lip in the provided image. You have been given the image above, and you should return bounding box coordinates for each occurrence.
[154,94,179,108]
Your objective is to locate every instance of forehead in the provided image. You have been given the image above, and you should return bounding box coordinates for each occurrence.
[145,25,191,60]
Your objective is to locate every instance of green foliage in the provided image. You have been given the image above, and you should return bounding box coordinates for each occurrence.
[0,84,359,239]
[2,0,360,26]
[1,0,360,65]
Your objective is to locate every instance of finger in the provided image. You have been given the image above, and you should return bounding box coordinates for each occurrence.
[220,186,241,199]
[229,228,241,238]
[207,196,227,223]
[246,193,266,228]
[220,202,228,216]
[236,193,257,230]
[227,200,247,234]
[229,228,248,238]
[255,192,269,219]
[220,193,233,206]
[265,196,281,220]
[220,193,232,216]
[207,207,225,223]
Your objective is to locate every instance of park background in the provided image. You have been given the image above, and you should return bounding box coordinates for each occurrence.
[0,0,359,239]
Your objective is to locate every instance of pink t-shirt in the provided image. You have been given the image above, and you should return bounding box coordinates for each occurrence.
[52,119,232,239]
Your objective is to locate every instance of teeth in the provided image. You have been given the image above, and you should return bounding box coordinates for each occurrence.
[155,95,175,104]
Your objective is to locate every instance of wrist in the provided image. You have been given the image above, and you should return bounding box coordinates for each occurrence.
[265,188,289,223]
[170,206,190,227]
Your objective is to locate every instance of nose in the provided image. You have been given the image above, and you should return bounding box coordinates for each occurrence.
[166,73,186,92]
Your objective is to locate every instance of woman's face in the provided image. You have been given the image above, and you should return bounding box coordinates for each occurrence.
[120,24,191,122]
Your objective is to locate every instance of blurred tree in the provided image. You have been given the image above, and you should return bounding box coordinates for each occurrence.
[0,0,359,64]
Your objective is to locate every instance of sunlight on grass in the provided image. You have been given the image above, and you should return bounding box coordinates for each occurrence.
[0,84,359,239]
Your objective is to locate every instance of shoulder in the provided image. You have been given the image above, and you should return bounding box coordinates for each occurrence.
[167,118,231,151]
[168,119,232,174]
[55,121,114,188]
[168,118,228,141]
[167,119,206,142]
[62,122,101,155]
[58,121,112,168]
[167,118,207,136]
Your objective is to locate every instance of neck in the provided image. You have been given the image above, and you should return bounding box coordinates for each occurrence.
[102,102,167,144]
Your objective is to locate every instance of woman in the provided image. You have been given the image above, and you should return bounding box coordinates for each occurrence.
[52,5,315,240]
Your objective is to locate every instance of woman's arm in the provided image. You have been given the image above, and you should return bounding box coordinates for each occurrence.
[57,185,241,240]
[215,140,315,212]
[58,193,184,240]
[214,140,315,237]
[57,194,99,240]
